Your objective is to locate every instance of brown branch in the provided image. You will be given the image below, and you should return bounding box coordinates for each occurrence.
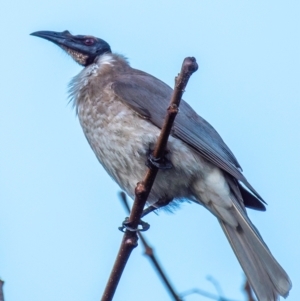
[101,57,198,301]
[119,192,183,301]
[0,280,4,301]
[244,280,256,301]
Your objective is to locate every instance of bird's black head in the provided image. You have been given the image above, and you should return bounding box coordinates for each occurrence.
[30,30,111,66]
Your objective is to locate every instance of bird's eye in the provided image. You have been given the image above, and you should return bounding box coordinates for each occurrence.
[84,38,95,46]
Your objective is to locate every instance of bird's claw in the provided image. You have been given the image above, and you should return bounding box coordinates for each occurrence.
[146,153,173,170]
[118,217,150,232]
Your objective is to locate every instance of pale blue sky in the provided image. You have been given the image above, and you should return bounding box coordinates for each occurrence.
[1,1,299,301]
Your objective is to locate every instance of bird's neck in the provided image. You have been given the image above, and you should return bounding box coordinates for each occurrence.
[68,53,129,111]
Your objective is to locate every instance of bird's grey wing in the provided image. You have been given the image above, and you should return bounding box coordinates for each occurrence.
[111,70,265,205]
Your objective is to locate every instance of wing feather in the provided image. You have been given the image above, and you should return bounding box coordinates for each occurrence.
[111,69,265,206]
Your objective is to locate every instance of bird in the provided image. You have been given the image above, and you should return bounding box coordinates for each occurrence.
[31,30,292,301]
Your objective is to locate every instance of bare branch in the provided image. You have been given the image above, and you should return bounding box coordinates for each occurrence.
[244,280,256,301]
[207,275,224,297]
[179,287,241,301]
[0,280,4,301]
[101,57,198,301]
[180,276,242,301]
[119,192,182,301]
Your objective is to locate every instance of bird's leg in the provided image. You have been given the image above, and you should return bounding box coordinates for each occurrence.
[119,198,172,232]
[141,198,173,217]
[146,149,173,170]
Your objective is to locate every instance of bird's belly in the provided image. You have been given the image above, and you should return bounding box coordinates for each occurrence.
[77,99,214,205]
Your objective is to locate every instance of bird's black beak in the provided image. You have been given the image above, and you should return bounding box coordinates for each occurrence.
[30,30,111,66]
[30,30,72,46]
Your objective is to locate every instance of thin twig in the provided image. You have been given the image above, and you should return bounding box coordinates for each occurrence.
[101,57,198,301]
[119,192,183,301]
[180,276,241,301]
[244,280,256,301]
[179,288,240,301]
[0,280,4,301]
[207,275,224,297]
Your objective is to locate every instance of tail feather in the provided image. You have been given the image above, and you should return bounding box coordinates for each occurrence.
[219,199,292,301]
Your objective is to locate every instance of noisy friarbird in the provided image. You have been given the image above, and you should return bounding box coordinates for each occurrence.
[31,30,291,301]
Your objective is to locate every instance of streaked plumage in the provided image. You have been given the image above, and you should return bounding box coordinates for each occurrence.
[31,30,292,301]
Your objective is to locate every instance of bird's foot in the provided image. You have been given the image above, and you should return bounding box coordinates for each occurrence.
[146,152,173,170]
[118,217,150,232]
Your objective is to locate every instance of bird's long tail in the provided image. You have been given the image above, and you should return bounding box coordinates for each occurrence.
[219,199,292,301]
